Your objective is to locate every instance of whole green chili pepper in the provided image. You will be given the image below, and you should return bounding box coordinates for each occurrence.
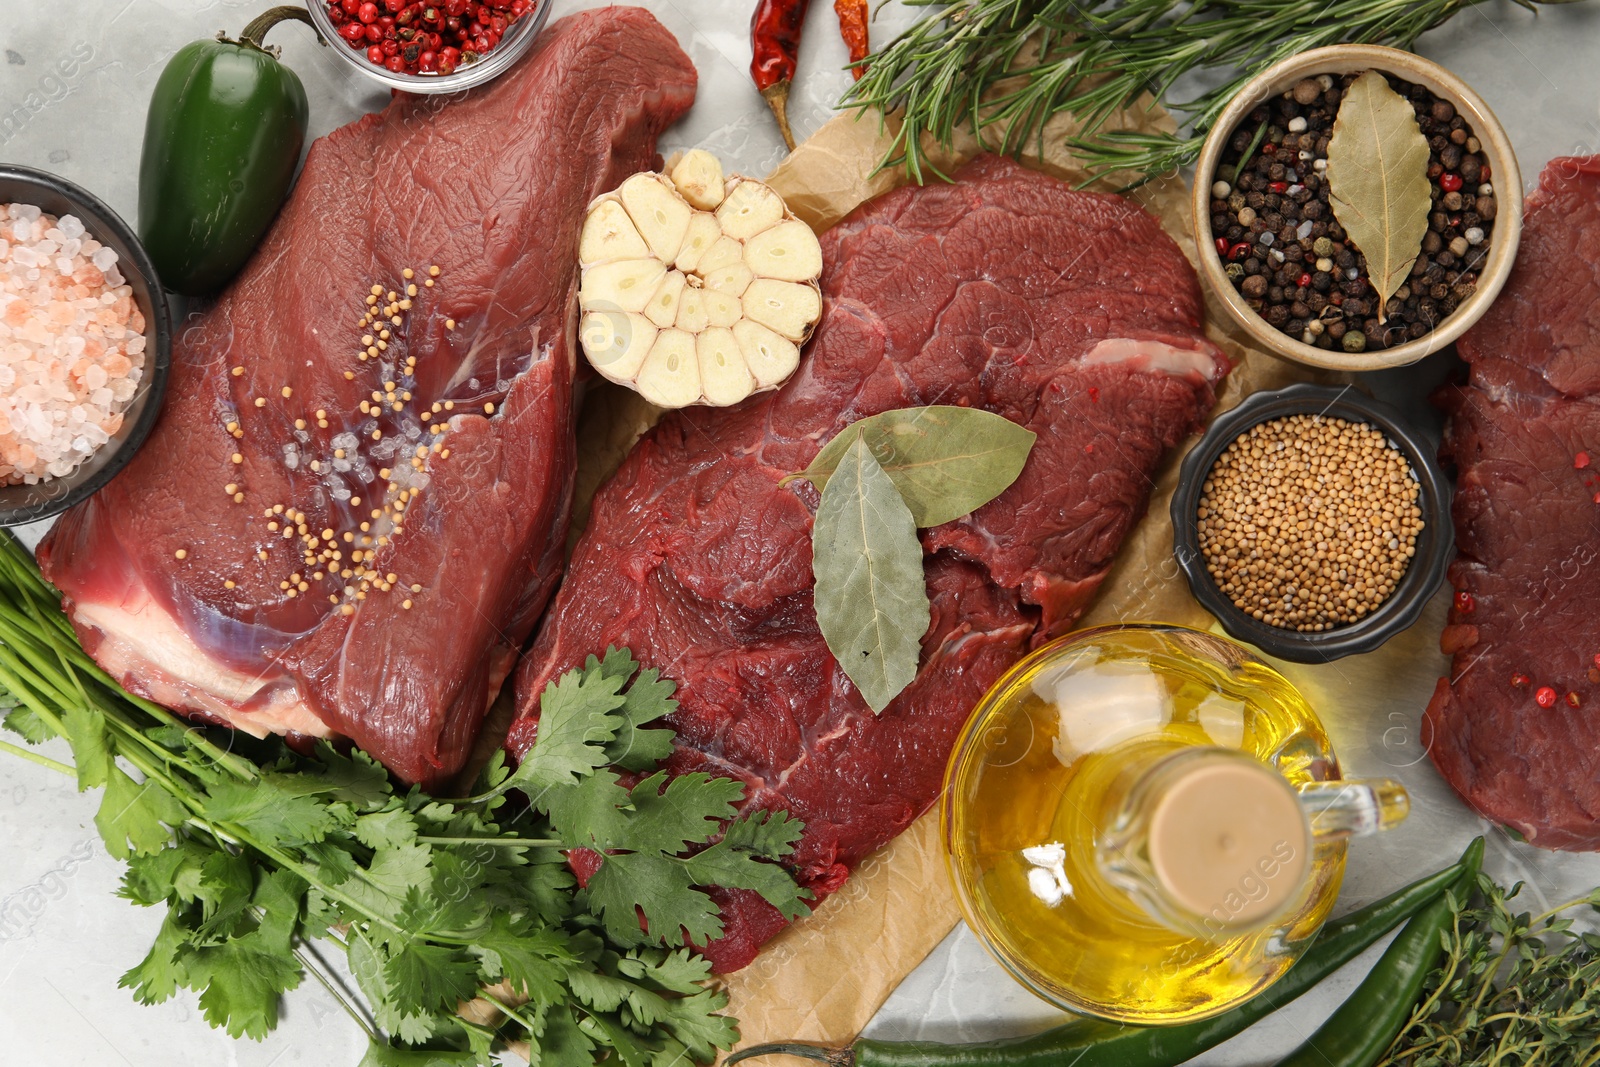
[728,838,1485,1067]
[1272,846,1483,1067]
[138,6,314,297]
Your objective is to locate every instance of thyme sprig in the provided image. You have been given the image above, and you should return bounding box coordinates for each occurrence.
[845,0,1583,186]
[1380,872,1600,1067]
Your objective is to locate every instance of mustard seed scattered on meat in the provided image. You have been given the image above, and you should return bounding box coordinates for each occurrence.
[428,265,440,277]
[1196,414,1424,632]
[231,366,244,377]
[231,452,243,464]
[174,549,187,560]
[254,397,267,408]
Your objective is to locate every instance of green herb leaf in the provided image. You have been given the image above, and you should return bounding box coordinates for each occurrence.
[118,912,189,1005]
[588,852,719,948]
[1326,70,1433,324]
[179,929,305,1040]
[203,776,338,847]
[505,663,627,804]
[811,436,931,713]
[3,705,54,744]
[95,767,183,860]
[62,704,111,791]
[789,405,1036,527]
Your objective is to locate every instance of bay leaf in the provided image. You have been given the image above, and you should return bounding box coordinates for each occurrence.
[786,405,1037,527]
[1325,70,1433,324]
[812,436,931,714]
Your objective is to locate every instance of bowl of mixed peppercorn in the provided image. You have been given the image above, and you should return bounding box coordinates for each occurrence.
[309,0,550,92]
[1193,45,1522,370]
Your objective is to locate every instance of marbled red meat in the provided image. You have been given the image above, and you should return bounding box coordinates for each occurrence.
[509,156,1229,970]
[1429,155,1600,850]
[36,8,697,789]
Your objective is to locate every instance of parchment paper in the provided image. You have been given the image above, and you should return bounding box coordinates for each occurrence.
[559,97,1332,1056]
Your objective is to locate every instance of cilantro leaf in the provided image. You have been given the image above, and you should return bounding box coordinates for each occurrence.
[506,664,627,805]
[2,704,53,744]
[656,988,739,1060]
[383,939,481,1015]
[95,767,183,860]
[721,807,806,858]
[204,778,336,847]
[358,1041,485,1067]
[118,911,190,1005]
[311,742,394,806]
[590,649,678,772]
[349,930,439,1046]
[615,772,745,856]
[618,947,714,995]
[356,809,421,850]
[682,840,812,922]
[587,853,720,948]
[179,929,304,1040]
[532,1004,597,1067]
[471,922,570,1008]
[62,703,111,791]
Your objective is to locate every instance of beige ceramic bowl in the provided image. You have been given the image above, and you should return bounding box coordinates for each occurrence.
[1193,44,1522,371]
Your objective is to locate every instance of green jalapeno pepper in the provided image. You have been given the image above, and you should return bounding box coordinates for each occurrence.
[138,6,313,297]
[727,839,1485,1067]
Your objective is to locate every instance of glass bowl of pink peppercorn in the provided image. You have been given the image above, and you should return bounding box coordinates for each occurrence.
[307,0,552,94]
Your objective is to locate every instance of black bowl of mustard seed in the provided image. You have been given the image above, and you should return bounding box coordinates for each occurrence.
[1171,383,1453,663]
[1193,45,1521,372]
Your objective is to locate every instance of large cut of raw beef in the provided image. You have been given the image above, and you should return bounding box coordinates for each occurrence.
[37,9,697,789]
[509,156,1230,970]
[1429,155,1600,851]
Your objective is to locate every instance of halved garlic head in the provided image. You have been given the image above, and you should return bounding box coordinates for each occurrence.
[577,152,823,408]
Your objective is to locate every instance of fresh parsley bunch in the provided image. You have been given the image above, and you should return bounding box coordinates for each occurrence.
[0,532,810,1065]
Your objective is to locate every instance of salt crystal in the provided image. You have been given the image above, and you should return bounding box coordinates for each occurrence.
[104,267,124,287]
[57,215,84,240]
[91,247,118,273]
[55,257,74,276]
[1296,220,1314,239]
[1258,232,1275,247]
[61,238,81,259]
[15,205,39,222]
[283,442,301,470]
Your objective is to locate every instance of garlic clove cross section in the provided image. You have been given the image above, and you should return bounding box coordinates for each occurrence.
[576,152,822,407]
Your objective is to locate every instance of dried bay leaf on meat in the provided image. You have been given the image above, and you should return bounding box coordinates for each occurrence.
[1326,70,1432,323]
[812,436,931,714]
[787,405,1037,527]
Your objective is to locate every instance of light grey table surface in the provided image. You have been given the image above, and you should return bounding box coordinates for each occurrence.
[3,2,1600,1065]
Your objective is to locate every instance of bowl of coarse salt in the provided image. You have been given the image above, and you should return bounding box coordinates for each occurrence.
[0,165,171,526]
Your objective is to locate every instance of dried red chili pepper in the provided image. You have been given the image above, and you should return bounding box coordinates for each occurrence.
[835,0,869,79]
[751,0,811,150]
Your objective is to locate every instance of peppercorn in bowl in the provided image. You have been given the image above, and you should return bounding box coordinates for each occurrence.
[1171,384,1452,663]
[0,165,171,526]
[307,0,551,93]
[1193,45,1521,371]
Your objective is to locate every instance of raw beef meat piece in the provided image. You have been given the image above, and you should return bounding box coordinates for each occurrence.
[36,8,697,789]
[1428,155,1600,850]
[509,156,1229,970]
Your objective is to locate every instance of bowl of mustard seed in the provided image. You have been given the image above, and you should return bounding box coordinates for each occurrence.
[1171,383,1453,663]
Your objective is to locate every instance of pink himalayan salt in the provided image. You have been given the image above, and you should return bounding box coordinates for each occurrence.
[0,202,146,485]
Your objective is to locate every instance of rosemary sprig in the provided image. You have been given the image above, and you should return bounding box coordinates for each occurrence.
[846,0,1583,186]
[1379,872,1600,1067]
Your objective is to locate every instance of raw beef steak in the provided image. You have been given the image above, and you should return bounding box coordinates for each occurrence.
[509,156,1229,970]
[37,9,697,789]
[1429,155,1600,850]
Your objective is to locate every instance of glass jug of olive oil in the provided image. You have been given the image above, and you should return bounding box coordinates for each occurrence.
[942,624,1409,1025]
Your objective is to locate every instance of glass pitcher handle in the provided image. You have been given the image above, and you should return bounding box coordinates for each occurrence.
[1296,778,1410,841]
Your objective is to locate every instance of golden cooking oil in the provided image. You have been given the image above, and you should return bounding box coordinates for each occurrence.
[942,624,1378,1025]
